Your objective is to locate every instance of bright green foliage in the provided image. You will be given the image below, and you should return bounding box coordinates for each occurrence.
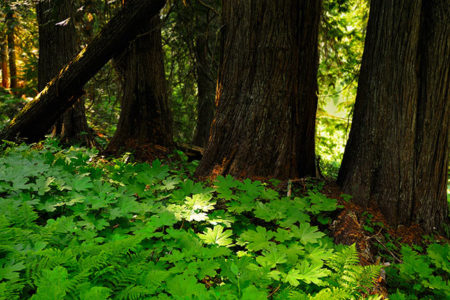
[198,225,233,247]
[316,0,369,178]
[326,244,382,297]
[0,140,383,299]
[0,92,27,130]
[386,244,450,299]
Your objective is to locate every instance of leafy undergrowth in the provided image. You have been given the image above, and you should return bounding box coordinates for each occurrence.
[0,140,448,299]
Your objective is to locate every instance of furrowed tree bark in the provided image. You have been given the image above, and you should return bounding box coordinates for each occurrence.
[337,0,449,232]
[192,5,219,148]
[195,0,321,179]
[6,11,17,90]
[37,0,97,147]
[106,14,173,154]
[0,0,166,143]
[0,35,8,88]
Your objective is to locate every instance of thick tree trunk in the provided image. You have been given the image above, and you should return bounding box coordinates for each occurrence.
[6,11,17,89]
[37,0,96,147]
[192,8,219,148]
[195,0,321,179]
[192,32,217,148]
[106,14,173,153]
[0,35,8,88]
[337,0,449,232]
[0,0,166,143]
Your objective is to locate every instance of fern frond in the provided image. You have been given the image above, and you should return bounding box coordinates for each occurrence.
[115,285,151,300]
[0,280,25,300]
[65,270,92,296]
[358,264,382,290]
[310,287,354,299]
[327,244,359,274]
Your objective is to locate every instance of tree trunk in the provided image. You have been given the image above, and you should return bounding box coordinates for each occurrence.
[195,0,321,179]
[37,0,96,147]
[192,7,219,148]
[0,35,8,88]
[106,14,173,153]
[6,11,17,89]
[337,0,449,232]
[0,0,166,143]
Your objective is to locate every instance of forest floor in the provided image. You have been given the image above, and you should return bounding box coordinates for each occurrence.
[0,140,448,299]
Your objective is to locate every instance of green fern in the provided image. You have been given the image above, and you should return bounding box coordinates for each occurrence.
[326,244,381,297]
[115,285,151,300]
[309,287,354,299]
[0,280,25,300]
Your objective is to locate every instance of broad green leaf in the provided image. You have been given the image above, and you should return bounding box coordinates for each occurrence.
[166,274,207,298]
[296,260,329,285]
[284,268,302,287]
[198,225,233,247]
[241,285,267,299]
[239,179,264,198]
[240,226,274,251]
[254,202,278,222]
[256,248,287,268]
[273,228,292,243]
[291,223,325,245]
[185,193,215,211]
[307,192,338,214]
[215,175,239,200]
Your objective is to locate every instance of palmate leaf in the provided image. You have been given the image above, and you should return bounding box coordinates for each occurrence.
[71,175,94,192]
[171,180,210,202]
[239,179,264,198]
[256,247,288,268]
[149,211,178,228]
[135,160,170,185]
[215,175,239,200]
[273,228,292,243]
[305,244,334,264]
[284,268,303,287]
[296,261,329,285]
[254,202,278,222]
[227,194,255,213]
[278,198,310,227]
[284,261,329,287]
[241,285,267,299]
[291,223,325,245]
[239,226,275,251]
[198,225,233,247]
[185,193,216,212]
[306,191,338,214]
[165,274,209,299]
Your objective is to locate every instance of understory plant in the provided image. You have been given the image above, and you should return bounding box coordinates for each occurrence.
[0,140,394,299]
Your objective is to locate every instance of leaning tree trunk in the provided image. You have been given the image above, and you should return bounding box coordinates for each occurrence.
[106,14,173,154]
[195,0,321,179]
[6,11,17,90]
[0,35,8,88]
[0,0,166,143]
[37,0,96,147]
[337,0,449,232]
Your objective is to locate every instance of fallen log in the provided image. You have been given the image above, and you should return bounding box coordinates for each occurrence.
[0,0,166,143]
